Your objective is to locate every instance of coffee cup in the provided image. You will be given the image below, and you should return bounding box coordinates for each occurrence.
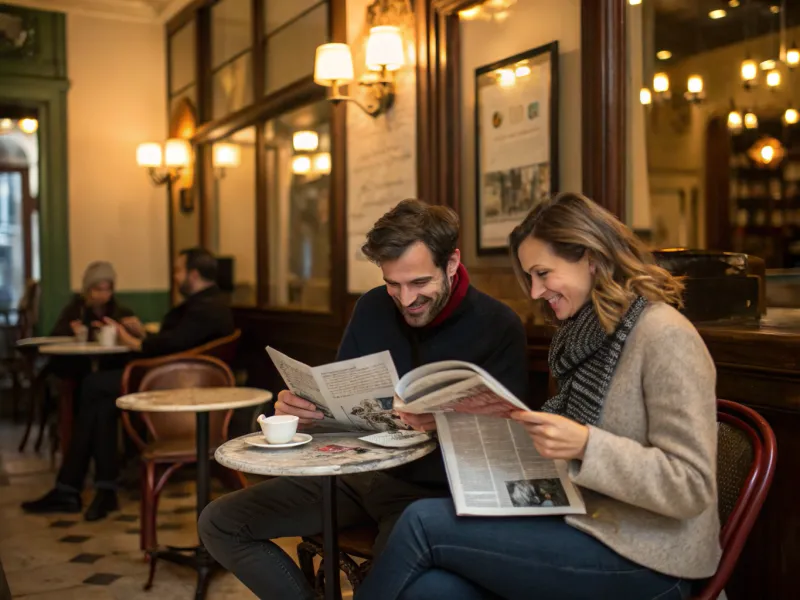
[257,414,299,445]
[97,325,117,347]
[75,325,88,344]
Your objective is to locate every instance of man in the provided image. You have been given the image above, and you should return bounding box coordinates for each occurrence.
[199,199,530,599]
[22,248,235,521]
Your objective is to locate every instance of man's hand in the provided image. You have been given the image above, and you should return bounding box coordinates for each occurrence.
[510,411,589,460]
[69,320,86,337]
[397,411,437,432]
[120,316,146,339]
[103,317,142,351]
[275,390,325,426]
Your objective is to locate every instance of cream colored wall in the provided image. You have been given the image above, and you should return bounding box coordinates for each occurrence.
[459,0,582,269]
[66,13,169,291]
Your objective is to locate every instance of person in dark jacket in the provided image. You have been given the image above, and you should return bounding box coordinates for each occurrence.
[198,200,531,599]
[51,261,134,340]
[22,248,235,521]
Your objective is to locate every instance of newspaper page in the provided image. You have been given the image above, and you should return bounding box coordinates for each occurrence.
[266,347,406,432]
[436,412,586,517]
[394,361,528,417]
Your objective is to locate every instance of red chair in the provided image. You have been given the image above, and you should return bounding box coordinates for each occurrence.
[693,399,777,600]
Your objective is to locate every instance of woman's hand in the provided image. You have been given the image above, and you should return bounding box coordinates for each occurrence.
[510,411,589,460]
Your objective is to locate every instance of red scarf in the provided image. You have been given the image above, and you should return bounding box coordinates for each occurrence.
[428,263,470,328]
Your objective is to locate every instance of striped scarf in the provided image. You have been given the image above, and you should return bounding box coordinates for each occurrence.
[542,296,648,426]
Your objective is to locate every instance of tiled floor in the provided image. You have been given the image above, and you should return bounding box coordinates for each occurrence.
[0,422,354,599]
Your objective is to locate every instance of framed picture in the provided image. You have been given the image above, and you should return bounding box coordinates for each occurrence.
[475,41,559,254]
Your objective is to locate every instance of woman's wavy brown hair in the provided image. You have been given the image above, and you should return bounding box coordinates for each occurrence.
[509,192,684,333]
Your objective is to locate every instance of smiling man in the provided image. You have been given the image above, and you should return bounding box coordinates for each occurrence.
[199,199,530,600]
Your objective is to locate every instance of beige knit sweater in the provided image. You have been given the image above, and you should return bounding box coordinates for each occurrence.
[565,302,722,579]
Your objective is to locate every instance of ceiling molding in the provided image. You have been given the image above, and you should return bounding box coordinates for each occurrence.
[0,0,193,24]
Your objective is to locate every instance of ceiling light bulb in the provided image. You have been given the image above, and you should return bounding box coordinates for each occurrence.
[709,9,726,19]
[729,0,740,6]
[760,59,776,70]
[628,0,642,5]
[656,50,672,60]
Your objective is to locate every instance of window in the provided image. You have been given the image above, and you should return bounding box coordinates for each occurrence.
[211,126,258,306]
[264,100,332,311]
[169,21,197,118]
[264,1,328,94]
[211,0,253,118]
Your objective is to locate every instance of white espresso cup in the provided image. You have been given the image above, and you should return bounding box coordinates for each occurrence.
[257,414,299,445]
[97,324,117,347]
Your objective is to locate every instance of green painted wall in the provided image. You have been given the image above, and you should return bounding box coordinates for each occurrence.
[0,5,69,334]
[114,290,171,324]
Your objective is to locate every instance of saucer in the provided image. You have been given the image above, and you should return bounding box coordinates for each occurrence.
[245,433,312,449]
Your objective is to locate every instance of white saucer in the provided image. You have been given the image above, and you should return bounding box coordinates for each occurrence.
[244,433,312,449]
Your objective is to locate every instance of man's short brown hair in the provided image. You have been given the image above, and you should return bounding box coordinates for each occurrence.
[361,199,459,270]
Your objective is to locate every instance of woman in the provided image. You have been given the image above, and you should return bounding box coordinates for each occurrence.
[51,261,134,339]
[356,193,721,599]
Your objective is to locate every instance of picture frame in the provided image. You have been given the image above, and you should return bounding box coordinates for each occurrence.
[475,41,559,255]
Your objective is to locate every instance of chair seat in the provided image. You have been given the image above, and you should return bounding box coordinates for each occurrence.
[308,525,377,559]
[142,438,217,461]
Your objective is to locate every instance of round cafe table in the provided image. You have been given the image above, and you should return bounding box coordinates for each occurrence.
[215,432,437,600]
[116,387,273,600]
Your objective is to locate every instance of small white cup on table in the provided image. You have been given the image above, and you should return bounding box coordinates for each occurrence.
[97,324,117,347]
[257,414,299,444]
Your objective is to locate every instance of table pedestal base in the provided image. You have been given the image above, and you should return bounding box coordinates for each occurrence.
[145,545,220,599]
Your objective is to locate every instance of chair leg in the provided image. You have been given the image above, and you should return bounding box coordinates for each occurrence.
[141,461,156,553]
[11,370,21,422]
[297,541,318,587]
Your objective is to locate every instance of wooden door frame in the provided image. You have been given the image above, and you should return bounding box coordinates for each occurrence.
[418,0,627,218]
[0,166,34,282]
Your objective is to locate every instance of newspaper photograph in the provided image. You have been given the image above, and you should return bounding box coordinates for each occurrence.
[435,412,586,517]
[266,347,406,432]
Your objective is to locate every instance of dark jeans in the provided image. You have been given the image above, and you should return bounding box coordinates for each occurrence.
[56,368,124,492]
[355,499,693,600]
[198,472,449,600]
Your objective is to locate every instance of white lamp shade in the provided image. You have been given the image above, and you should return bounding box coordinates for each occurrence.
[213,143,241,168]
[292,155,312,175]
[366,26,404,72]
[136,142,163,167]
[787,48,800,67]
[292,130,319,152]
[313,152,331,175]
[741,59,757,81]
[640,88,652,105]
[785,108,799,125]
[653,72,669,93]
[314,43,354,85]
[687,75,703,94]
[727,111,743,130]
[19,118,38,134]
[165,138,191,167]
[766,70,781,87]
[744,112,758,129]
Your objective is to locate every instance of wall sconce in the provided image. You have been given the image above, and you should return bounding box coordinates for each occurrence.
[784,107,799,125]
[640,88,652,105]
[18,118,38,134]
[741,58,758,89]
[653,72,671,100]
[136,138,193,212]
[744,112,758,130]
[313,23,405,117]
[292,155,312,175]
[728,109,743,133]
[684,75,705,103]
[766,70,781,88]
[787,43,799,68]
[293,130,319,152]
[212,142,241,178]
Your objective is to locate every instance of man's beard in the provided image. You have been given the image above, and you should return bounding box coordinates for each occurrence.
[178,279,192,298]
[397,275,452,327]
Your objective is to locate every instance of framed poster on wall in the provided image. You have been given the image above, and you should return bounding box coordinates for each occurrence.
[475,41,559,254]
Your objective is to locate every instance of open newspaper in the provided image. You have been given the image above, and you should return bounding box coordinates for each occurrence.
[266,348,585,516]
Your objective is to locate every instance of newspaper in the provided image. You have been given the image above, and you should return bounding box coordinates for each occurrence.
[266,346,406,432]
[436,412,586,517]
[393,360,529,417]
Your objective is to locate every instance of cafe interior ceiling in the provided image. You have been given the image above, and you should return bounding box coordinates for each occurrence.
[654,0,800,62]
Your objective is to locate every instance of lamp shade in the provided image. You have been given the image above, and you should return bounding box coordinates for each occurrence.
[313,152,331,175]
[314,43,354,85]
[292,155,312,175]
[19,118,38,134]
[136,142,163,167]
[687,75,703,94]
[653,72,669,93]
[365,26,404,72]
[292,130,319,152]
[213,143,241,168]
[164,138,191,167]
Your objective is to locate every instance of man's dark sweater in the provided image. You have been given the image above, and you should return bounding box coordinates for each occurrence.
[335,283,530,489]
[141,285,235,357]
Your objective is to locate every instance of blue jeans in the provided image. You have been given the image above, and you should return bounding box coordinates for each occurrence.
[355,499,693,600]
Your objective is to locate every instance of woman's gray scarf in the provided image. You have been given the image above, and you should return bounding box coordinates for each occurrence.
[542,296,648,426]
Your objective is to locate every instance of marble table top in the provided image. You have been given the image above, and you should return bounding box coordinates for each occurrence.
[16,336,75,348]
[215,432,437,477]
[116,387,273,413]
[39,342,131,355]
